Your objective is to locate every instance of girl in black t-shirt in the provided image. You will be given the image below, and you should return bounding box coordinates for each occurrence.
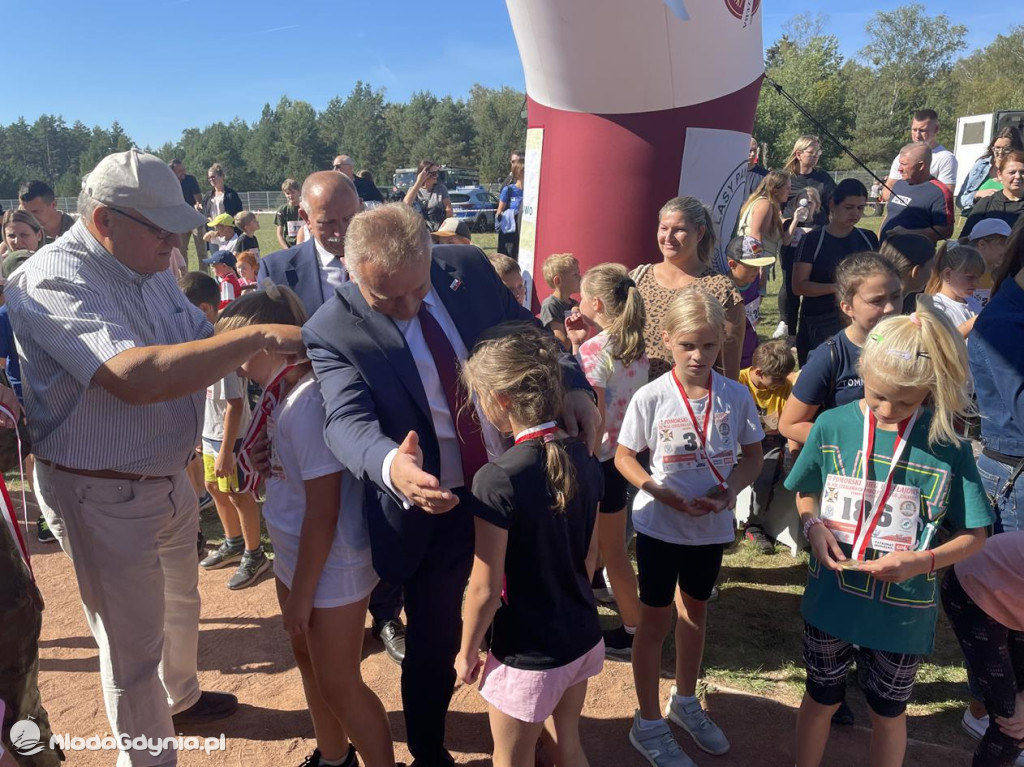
[455,325,604,764]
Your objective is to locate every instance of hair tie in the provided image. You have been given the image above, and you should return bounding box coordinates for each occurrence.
[542,433,558,444]
[909,312,920,326]
[614,276,636,300]
[869,332,883,342]
[946,240,961,251]
[261,278,281,300]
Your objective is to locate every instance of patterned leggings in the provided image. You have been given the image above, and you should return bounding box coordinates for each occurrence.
[941,568,1024,767]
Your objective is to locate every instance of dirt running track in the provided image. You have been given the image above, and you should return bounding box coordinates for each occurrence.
[22,509,972,767]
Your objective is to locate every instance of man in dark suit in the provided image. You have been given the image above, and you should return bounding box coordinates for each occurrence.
[303,203,598,766]
[258,171,409,662]
[257,171,360,316]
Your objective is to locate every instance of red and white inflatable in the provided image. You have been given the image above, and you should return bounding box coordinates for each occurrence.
[506,0,764,304]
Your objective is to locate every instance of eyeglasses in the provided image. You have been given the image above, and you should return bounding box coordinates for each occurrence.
[801,148,822,156]
[993,147,1014,155]
[107,207,175,240]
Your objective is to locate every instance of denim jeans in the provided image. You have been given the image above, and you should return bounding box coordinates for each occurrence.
[976,453,1024,534]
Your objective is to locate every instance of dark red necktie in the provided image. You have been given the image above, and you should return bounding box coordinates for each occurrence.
[417,303,488,486]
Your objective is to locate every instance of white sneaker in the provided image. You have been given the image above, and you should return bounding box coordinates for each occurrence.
[962,706,987,741]
[771,321,788,339]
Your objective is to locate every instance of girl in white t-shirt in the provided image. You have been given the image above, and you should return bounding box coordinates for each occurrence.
[217,285,395,767]
[568,262,649,659]
[616,287,764,763]
[920,242,985,339]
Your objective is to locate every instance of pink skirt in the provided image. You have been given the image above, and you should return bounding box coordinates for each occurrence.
[478,640,605,723]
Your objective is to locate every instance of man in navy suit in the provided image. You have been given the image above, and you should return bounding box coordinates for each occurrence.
[303,203,598,766]
[257,171,359,316]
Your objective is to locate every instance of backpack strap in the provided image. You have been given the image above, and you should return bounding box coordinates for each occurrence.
[629,263,653,283]
[824,337,839,411]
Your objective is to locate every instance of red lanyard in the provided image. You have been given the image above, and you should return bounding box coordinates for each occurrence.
[851,408,919,560]
[671,370,728,491]
[514,421,559,445]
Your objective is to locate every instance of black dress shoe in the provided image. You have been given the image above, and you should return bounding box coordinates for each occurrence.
[372,618,406,665]
[172,691,239,728]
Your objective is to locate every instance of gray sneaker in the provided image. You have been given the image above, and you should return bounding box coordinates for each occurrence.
[628,710,696,767]
[227,551,271,590]
[665,685,730,755]
[200,541,244,570]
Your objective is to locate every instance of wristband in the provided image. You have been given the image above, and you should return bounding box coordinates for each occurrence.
[802,516,824,540]
[928,550,935,574]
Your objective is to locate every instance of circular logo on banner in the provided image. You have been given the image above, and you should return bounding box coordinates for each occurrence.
[724,0,761,21]
[711,159,749,273]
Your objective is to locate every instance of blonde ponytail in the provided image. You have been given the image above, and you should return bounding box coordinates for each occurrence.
[580,263,647,367]
[462,323,577,513]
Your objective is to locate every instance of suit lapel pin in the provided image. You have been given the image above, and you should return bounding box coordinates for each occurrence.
[449,278,462,291]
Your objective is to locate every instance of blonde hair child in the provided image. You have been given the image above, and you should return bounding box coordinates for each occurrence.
[615,287,765,762]
[456,324,604,767]
[786,306,991,767]
[921,242,985,338]
[570,263,650,656]
[216,286,397,767]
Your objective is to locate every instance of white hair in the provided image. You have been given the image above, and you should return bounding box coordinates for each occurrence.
[345,203,431,283]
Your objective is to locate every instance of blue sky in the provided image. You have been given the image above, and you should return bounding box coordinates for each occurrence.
[0,1,1008,149]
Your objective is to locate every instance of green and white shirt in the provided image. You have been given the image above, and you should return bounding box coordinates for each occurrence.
[785,401,993,654]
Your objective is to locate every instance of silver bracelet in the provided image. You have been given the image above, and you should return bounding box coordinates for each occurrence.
[802,516,824,539]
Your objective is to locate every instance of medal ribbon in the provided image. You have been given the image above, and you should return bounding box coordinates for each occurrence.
[236,364,296,497]
[513,421,559,445]
[851,408,919,561]
[671,370,728,491]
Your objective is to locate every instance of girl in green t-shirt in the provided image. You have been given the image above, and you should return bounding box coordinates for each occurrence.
[786,307,992,767]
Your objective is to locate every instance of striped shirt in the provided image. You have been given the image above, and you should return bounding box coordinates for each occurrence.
[5,221,212,475]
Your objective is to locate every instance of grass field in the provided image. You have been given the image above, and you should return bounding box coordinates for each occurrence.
[171,208,974,746]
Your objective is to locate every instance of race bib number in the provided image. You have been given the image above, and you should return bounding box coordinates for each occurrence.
[657,417,734,474]
[286,220,303,238]
[819,474,921,553]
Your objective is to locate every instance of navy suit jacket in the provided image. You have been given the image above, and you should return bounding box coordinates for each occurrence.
[303,244,590,583]
[257,239,329,317]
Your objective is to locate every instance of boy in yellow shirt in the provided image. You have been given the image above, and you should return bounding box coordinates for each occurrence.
[738,339,796,553]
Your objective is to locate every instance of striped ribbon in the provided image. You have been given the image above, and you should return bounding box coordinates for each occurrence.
[236,365,295,497]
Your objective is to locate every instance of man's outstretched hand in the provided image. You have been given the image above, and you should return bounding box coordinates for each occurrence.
[390,431,459,514]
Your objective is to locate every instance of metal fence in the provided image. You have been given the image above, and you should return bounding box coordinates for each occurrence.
[0,174,886,217]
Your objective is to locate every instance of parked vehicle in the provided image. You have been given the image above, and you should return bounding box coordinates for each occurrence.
[954,110,1024,194]
[393,165,480,193]
[450,187,499,232]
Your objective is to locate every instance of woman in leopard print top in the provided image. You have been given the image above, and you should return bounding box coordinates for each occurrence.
[631,197,744,379]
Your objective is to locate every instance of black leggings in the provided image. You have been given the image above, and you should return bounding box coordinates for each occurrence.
[778,245,800,332]
[942,568,1024,767]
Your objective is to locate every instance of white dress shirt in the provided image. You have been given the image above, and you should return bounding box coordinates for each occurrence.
[381,287,503,500]
[315,237,348,299]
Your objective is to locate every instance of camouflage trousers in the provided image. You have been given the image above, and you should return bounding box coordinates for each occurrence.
[0,518,61,766]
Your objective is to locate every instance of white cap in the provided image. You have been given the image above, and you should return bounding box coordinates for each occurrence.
[967,218,1012,241]
[83,148,207,233]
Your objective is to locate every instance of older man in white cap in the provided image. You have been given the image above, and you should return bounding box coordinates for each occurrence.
[4,148,304,767]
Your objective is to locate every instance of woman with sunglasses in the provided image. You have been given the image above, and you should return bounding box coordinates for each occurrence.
[776,136,838,342]
[402,159,453,231]
[957,127,1024,216]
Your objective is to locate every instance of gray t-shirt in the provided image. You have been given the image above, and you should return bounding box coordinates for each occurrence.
[414,183,450,229]
[539,295,579,328]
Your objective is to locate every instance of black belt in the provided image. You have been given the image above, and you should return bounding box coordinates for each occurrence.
[983,448,1024,467]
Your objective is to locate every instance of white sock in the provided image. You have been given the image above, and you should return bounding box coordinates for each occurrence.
[672,692,698,706]
[624,625,637,635]
[637,715,664,731]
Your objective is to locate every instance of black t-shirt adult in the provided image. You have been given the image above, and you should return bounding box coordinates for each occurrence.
[785,170,836,227]
[472,437,603,670]
[962,191,1024,238]
[792,330,864,409]
[880,179,953,241]
[353,176,384,204]
[180,174,201,206]
[795,226,879,318]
